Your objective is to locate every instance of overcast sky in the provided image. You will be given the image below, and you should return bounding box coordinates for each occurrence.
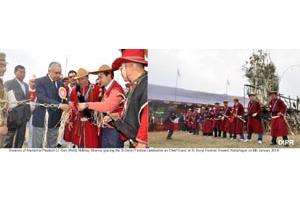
[2,49,126,87]
[149,49,300,98]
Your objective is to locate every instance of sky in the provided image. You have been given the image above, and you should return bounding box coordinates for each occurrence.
[149,49,300,98]
[3,49,299,99]
[2,49,127,87]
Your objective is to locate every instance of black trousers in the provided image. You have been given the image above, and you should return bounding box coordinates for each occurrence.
[213,128,221,137]
[271,136,288,144]
[167,129,174,139]
[4,120,27,148]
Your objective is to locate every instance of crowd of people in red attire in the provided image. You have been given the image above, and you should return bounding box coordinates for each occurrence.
[164,92,290,146]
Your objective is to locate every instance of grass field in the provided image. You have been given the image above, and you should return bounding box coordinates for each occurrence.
[149,131,300,148]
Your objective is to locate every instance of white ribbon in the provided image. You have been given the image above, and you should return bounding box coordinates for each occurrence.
[56,109,71,145]
[42,108,49,148]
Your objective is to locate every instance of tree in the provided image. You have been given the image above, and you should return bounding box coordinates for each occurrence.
[243,50,279,105]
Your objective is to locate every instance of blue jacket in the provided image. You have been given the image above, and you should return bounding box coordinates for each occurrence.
[32,75,64,128]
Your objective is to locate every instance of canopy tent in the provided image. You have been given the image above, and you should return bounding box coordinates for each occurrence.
[149,84,247,106]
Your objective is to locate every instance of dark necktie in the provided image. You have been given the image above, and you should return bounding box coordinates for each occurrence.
[53,81,57,89]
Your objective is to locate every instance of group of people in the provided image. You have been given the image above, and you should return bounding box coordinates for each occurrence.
[166,92,290,146]
[0,49,148,148]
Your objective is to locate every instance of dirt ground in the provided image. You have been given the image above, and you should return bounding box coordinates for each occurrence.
[149,131,300,148]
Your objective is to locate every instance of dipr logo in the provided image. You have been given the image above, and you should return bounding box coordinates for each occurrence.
[278,140,294,146]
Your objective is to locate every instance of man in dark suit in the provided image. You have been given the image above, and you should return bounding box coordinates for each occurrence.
[32,62,70,148]
[4,65,31,148]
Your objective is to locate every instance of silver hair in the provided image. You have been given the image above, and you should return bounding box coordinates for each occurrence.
[48,61,61,70]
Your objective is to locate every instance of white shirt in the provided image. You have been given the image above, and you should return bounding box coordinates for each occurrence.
[105,79,114,91]
[68,84,74,96]
[48,74,57,88]
[16,78,26,95]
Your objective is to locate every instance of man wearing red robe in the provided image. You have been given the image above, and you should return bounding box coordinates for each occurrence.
[77,64,125,148]
[245,93,263,144]
[202,106,214,136]
[165,112,176,140]
[63,70,77,146]
[190,109,197,135]
[213,102,222,137]
[66,70,77,97]
[68,68,100,148]
[194,109,201,135]
[268,91,289,145]
[232,98,245,141]
[221,100,232,139]
[185,108,192,133]
[109,49,148,148]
